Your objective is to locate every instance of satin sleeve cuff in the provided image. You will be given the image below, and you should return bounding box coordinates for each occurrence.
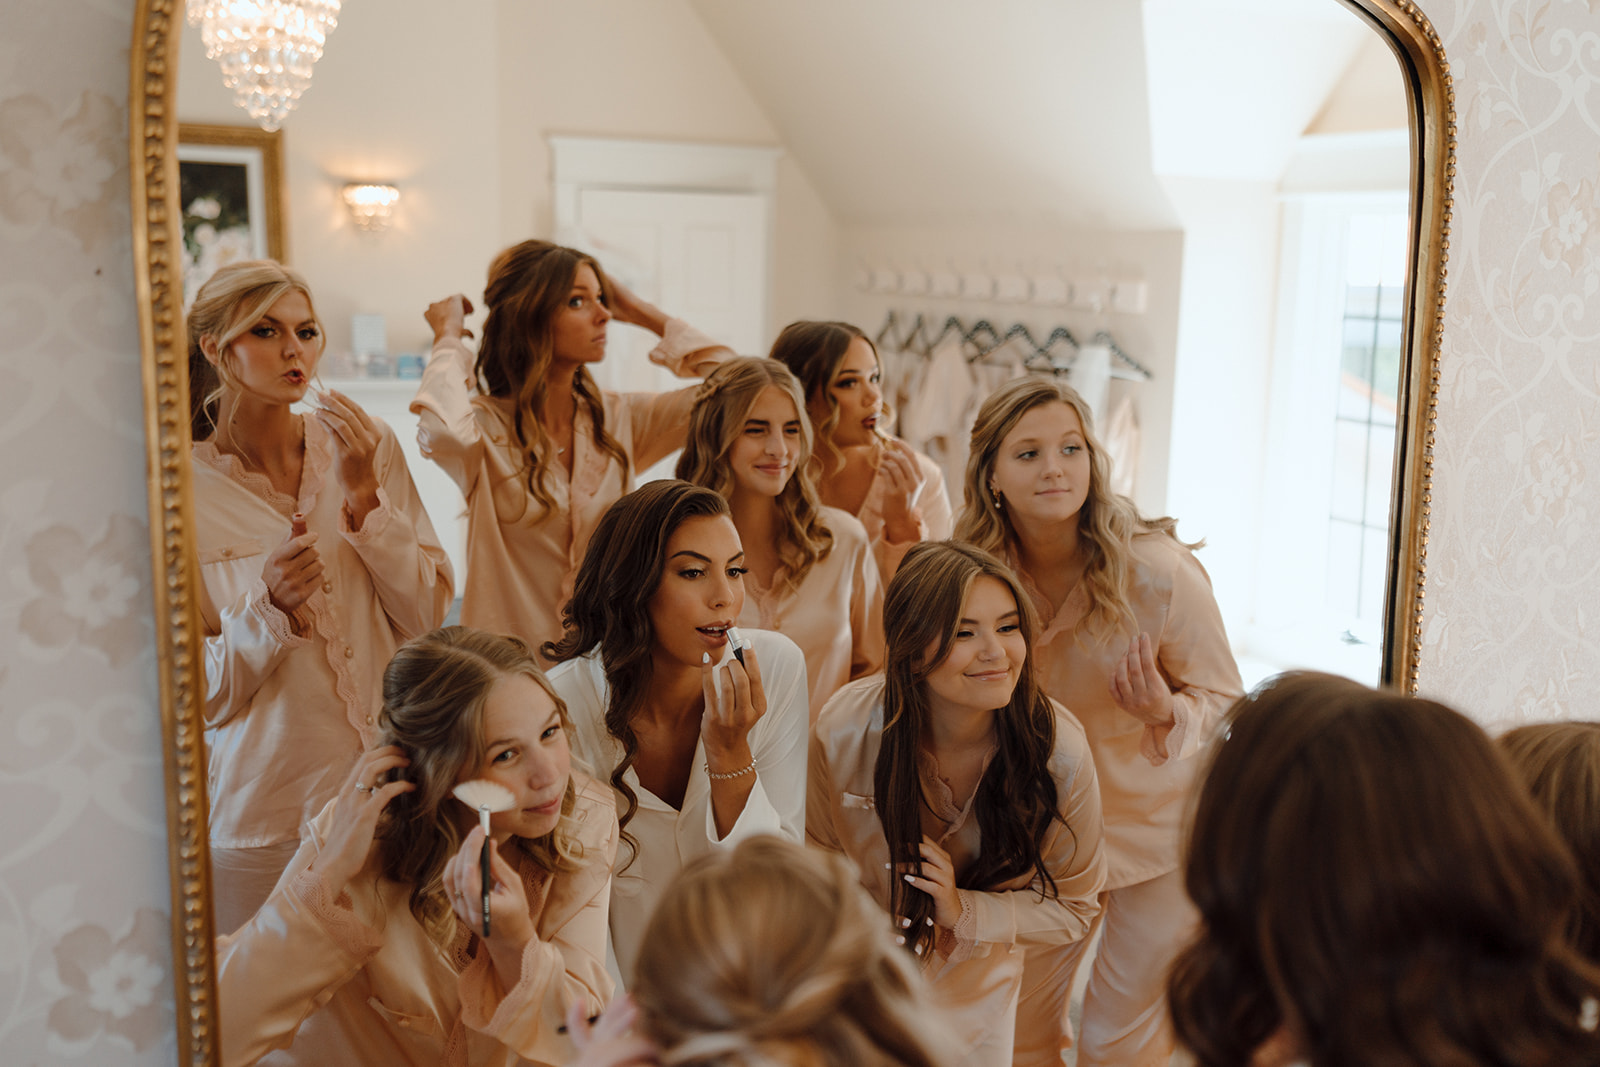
[937,890,980,964]
[339,485,394,544]
[249,578,311,650]
[703,776,786,846]
[648,319,734,377]
[287,866,384,961]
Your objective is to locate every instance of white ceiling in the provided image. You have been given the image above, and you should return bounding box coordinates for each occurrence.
[689,0,1385,231]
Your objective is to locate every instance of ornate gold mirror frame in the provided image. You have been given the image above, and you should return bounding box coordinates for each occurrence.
[129,0,1455,1059]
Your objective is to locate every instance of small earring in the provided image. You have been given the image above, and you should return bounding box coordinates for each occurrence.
[990,487,1004,510]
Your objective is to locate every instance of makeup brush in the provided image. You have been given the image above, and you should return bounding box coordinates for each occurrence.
[451,779,515,937]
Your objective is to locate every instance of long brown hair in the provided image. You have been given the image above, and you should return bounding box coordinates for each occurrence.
[373,626,582,946]
[474,240,629,518]
[1502,721,1600,963]
[185,258,323,442]
[954,376,1187,642]
[875,541,1068,959]
[768,319,886,478]
[543,480,733,859]
[633,836,955,1067]
[675,357,834,592]
[1169,673,1600,1067]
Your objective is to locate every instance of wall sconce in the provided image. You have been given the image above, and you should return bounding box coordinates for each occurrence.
[342,183,400,232]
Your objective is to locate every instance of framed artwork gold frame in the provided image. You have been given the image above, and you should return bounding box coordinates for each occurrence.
[176,121,287,307]
[128,0,1456,1060]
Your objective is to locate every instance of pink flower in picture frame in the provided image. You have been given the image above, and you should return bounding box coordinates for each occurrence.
[19,514,150,666]
[47,908,171,1053]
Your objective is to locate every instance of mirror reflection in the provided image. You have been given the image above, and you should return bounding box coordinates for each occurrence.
[176,2,1413,1064]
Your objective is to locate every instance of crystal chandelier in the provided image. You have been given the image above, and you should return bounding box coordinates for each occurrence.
[186,1,342,132]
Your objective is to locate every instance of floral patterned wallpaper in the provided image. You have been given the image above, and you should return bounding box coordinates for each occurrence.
[1413,0,1600,728]
[0,0,1591,1060]
[0,0,175,1062]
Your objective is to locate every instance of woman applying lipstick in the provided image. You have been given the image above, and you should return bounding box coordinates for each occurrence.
[769,321,951,581]
[676,357,884,719]
[954,376,1242,1067]
[415,240,735,654]
[808,541,1107,1067]
[217,626,617,1067]
[187,260,454,934]
[543,479,810,984]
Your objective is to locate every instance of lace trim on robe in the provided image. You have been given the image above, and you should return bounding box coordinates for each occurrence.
[289,865,384,962]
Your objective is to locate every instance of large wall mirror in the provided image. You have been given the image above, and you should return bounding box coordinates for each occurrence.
[130,0,1452,1059]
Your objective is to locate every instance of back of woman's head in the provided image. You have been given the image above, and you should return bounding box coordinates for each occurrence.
[186,258,321,440]
[1502,721,1600,962]
[375,626,579,939]
[632,836,953,1067]
[1170,672,1600,1067]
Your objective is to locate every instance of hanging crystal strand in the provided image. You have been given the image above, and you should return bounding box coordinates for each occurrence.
[188,1,342,132]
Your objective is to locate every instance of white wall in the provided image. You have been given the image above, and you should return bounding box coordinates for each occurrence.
[178,0,844,361]
[177,0,504,362]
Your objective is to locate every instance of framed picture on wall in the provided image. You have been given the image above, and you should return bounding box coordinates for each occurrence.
[176,122,287,309]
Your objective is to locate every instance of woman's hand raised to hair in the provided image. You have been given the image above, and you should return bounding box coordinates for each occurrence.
[699,646,767,773]
[1109,632,1176,728]
[901,835,962,931]
[311,390,382,526]
[425,294,474,345]
[877,437,927,543]
[308,746,414,897]
[567,996,660,1067]
[603,278,667,336]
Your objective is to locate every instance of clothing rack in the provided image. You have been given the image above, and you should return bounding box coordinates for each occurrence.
[874,310,1152,381]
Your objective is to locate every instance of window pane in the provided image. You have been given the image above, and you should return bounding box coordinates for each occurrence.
[1372,318,1403,408]
[1343,284,1380,319]
[1360,525,1390,626]
[1366,422,1397,524]
[1327,520,1361,619]
[1379,283,1406,320]
[1331,420,1368,523]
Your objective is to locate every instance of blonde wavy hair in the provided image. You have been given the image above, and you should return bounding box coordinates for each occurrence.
[632,836,955,1067]
[675,357,834,592]
[185,258,324,441]
[373,626,586,948]
[953,376,1187,641]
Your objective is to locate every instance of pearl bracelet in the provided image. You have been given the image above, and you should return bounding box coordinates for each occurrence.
[704,758,757,781]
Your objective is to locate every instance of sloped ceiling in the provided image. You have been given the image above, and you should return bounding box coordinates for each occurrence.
[688,0,1381,230]
[688,0,1178,230]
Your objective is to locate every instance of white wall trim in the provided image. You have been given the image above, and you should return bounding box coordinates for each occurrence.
[549,136,782,230]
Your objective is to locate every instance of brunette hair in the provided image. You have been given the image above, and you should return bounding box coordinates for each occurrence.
[543,480,733,857]
[473,239,629,517]
[632,836,955,1067]
[953,376,1187,641]
[1169,672,1600,1067]
[675,357,834,592]
[768,320,884,477]
[372,626,582,946]
[185,259,323,441]
[875,541,1068,958]
[1502,721,1600,963]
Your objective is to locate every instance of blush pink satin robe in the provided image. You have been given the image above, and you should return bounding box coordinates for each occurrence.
[807,677,1108,1066]
[216,773,617,1067]
[410,321,730,654]
[736,507,884,720]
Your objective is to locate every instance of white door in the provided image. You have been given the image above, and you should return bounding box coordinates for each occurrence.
[571,187,768,397]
